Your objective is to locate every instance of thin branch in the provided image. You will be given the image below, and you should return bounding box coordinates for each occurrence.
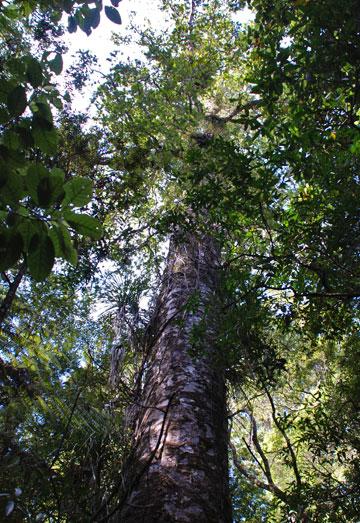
[92,393,175,522]
[50,388,82,468]
[249,412,275,485]
[259,202,276,255]
[265,387,302,490]
[230,440,288,503]
[0,262,26,326]
[1,272,11,285]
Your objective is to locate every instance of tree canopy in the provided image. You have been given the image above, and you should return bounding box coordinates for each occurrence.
[0,0,359,521]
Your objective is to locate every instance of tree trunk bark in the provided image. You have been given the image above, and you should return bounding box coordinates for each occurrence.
[118,230,231,522]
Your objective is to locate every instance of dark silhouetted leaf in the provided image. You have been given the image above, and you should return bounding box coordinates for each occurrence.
[7,86,27,117]
[68,15,77,33]
[25,57,43,88]
[49,54,63,75]
[105,5,121,24]
[28,234,55,281]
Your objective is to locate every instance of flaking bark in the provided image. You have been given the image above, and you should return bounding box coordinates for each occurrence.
[118,231,231,522]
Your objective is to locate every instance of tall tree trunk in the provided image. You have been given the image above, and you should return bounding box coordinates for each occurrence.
[118,230,231,522]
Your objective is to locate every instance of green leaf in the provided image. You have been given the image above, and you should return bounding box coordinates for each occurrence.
[30,101,53,124]
[51,167,65,180]
[26,164,48,204]
[28,234,55,281]
[17,218,39,252]
[0,108,10,124]
[25,57,43,88]
[64,211,102,239]
[49,224,78,265]
[48,54,63,75]
[7,86,27,117]
[32,125,58,155]
[62,177,93,207]
[63,0,73,13]
[105,5,122,24]
[49,167,65,202]
[7,57,26,80]
[0,161,10,189]
[0,169,24,205]
[17,123,34,148]
[25,165,64,207]
[0,230,23,271]
[37,176,52,207]
[3,130,21,150]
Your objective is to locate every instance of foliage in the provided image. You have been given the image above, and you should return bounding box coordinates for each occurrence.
[1,0,360,521]
[0,272,130,520]
[0,0,124,283]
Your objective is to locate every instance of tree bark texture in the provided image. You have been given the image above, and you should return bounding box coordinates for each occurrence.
[118,231,231,522]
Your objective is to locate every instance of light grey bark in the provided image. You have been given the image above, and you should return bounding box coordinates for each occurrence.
[117,231,231,522]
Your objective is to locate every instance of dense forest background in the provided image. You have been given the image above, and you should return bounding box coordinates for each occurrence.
[1,0,359,521]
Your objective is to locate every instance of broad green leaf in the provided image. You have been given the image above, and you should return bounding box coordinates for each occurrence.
[28,234,55,281]
[17,123,34,148]
[26,164,49,204]
[49,224,78,265]
[105,6,122,24]
[6,211,20,227]
[37,176,53,207]
[0,79,14,102]
[25,57,43,88]
[0,162,9,189]
[8,57,26,75]
[0,169,24,205]
[30,101,53,124]
[49,168,65,203]
[0,108,10,124]
[62,177,93,207]
[7,86,27,117]
[51,167,65,180]
[18,218,38,252]
[3,130,20,150]
[25,165,64,207]
[0,230,23,271]
[64,211,102,239]
[62,0,73,13]
[32,125,58,155]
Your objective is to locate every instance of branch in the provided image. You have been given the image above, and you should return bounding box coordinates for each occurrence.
[229,440,288,503]
[50,388,82,469]
[205,100,262,125]
[92,393,175,522]
[249,412,274,485]
[264,387,302,490]
[0,262,26,326]
[263,285,360,299]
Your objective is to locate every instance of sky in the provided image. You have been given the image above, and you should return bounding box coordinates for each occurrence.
[62,0,170,112]
[62,0,254,112]
[62,0,255,317]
